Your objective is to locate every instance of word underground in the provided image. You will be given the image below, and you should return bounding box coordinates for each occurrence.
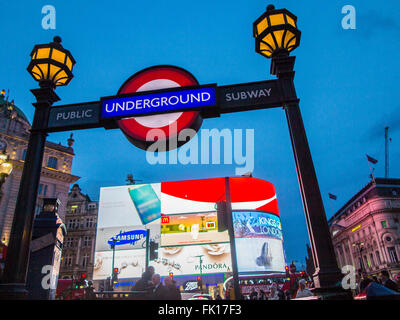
[101,87,216,118]
[146,124,254,175]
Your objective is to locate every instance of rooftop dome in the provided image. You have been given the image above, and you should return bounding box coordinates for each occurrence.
[0,93,30,125]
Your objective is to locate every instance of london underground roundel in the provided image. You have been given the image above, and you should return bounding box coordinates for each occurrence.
[117,65,203,151]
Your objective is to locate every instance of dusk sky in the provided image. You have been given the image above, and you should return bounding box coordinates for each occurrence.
[1,0,400,266]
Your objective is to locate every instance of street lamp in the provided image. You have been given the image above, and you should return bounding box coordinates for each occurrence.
[0,151,13,186]
[253,4,301,58]
[353,242,365,272]
[0,150,13,204]
[27,36,75,89]
[253,5,346,296]
[0,36,75,299]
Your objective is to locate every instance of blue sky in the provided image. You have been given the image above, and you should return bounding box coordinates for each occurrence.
[1,0,400,266]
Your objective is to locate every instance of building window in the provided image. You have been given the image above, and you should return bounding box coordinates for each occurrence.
[85,218,94,228]
[375,251,382,265]
[381,220,388,228]
[388,247,399,263]
[364,256,370,269]
[369,253,375,267]
[70,205,80,214]
[67,219,78,230]
[38,184,48,196]
[65,237,73,248]
[47,156,58,169]
[83,236,91,247]
[82,254,90,267]
[21,149,27,161]
[64,255,73,267]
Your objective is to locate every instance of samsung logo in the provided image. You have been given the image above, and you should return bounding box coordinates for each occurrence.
[108,230,147,246]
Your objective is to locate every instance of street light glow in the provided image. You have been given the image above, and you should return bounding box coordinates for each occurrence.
[253,4,301,58]
[27,36,76,88]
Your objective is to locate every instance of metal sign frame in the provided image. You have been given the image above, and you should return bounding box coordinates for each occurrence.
[47,79,283,132]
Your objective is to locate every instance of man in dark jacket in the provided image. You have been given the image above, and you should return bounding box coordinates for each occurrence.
[151,274,168,300]
[381,270,398,292]
[164,276,182,300]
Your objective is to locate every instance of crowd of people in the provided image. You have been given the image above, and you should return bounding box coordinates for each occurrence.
[131,266,182,300]
[117,265,400,300]
[356,269,400,295]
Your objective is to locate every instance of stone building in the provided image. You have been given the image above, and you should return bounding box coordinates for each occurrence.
[328,178,400,279]
[59,184,98,280]
[0,92,79,244]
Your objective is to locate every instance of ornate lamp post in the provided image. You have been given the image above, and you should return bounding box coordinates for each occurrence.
[0,150,13,202]
[0,36,75,298]
[0,151,13,187]
[353,242,365,272]
[253,5,346,297]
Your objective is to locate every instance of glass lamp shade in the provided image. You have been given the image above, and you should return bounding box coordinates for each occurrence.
[0,153,7,166]
[0,162,12,176]
[43,204,56,212]
[253,6,301,58]
[27,37,76,88]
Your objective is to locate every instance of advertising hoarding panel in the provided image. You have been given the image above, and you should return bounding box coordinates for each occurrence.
[150,243,232,276]
[94,177,283,279]
[160,212,229,247]
[232,211,285,274]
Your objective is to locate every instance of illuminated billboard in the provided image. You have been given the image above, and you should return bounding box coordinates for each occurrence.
[94,177,283,279]
[151,244,232,276]
[233,211,285,274]
[160,212,229,247]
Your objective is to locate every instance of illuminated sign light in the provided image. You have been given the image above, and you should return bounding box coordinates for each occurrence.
[352,225,361,232]
[101,85,217,119]
[161,216,170,224]
[233,211,282,240]
[108,230,147,246]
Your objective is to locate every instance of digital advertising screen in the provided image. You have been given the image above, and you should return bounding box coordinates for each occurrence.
[233,211,286,274]
[94,184,162,280]
[160,211,229,247]
[150,243,232,276]
[94,177,283,279]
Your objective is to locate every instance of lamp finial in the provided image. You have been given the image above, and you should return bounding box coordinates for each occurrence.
[53,36,62,44]
[267,4,275,11]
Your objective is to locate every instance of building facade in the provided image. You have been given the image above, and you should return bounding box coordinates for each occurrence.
[59,184,98,281]
[328,178,400,279]
[0,92,80,244]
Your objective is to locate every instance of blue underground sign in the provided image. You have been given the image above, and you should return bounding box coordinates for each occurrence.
[108,229,147,246]
[101,85,217,119]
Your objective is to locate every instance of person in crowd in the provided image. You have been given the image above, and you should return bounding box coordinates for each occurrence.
[395,274,400,290]
[151,273,168,300]
[215,293,223,300]
[380,270,399,292]
[277,288,285,300]
[258,289,267,300]
[249,288,258,300]
[358,270,372,293]
[164,276,182,300]
[295,279,314,299]
[287,271,299,299]
[372,276,381,284]
[269,283,280,300]
[133,271,152,291]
